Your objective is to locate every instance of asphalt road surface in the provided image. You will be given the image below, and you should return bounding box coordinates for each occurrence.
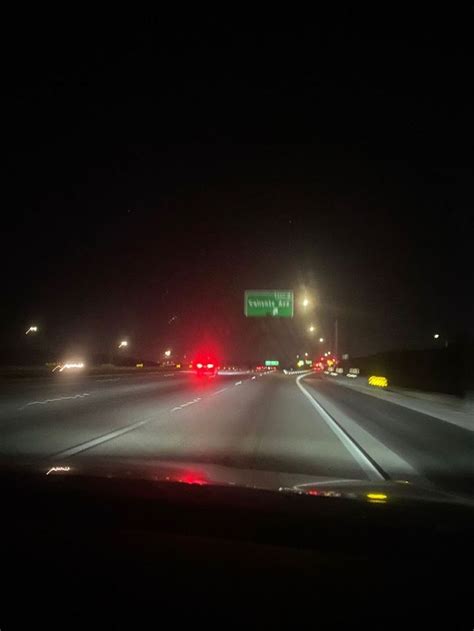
[1,371,473,497]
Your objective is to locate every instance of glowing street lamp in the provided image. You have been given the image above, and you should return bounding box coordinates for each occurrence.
[433,333,440,340]
[319,337,324,343]
[25,325,38,335]
[308,325,315,333]
[164,349,171,358]
[118,340,128,349]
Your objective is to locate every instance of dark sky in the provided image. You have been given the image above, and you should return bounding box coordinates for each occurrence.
[3,11,474,362]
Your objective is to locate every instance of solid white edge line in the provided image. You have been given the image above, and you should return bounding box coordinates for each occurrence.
[296,373,385,481]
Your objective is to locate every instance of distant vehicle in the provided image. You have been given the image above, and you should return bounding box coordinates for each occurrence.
[194,357,218,377]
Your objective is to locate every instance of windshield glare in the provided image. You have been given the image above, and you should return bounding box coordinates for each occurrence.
[1,20,473,504]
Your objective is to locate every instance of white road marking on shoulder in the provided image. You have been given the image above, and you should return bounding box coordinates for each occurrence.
[19,393,90,410]
[235,381,242,386]
[296,374,385,481]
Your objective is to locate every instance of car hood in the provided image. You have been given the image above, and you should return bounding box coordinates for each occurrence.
[21,456,470,507]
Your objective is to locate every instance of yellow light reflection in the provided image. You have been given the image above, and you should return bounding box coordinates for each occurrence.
[367,492,388,502]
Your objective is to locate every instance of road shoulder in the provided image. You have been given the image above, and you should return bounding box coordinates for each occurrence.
[328,377,473,432]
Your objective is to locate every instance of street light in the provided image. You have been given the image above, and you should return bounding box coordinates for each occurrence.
[25,325,38,335]
[433,333,440,340]
[319,337,324,343]
[304,352,309,357]
[308,325,315,333]
[118,340,128,348]
[164,349,171,358]
[302,297,310,308]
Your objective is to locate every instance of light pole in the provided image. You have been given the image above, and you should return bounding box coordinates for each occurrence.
[319,337,324,343]
[25,325,38,335]
[110,339,129,365]
[433,333,448,348]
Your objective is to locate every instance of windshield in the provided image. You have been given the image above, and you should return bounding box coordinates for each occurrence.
[2,17,473,503]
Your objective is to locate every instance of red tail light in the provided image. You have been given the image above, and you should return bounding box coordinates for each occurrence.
[207,363,214,369]
[178,473,208,486]
[196,363,203,369]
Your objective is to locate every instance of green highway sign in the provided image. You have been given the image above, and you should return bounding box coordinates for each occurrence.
[244,290,294,318]
[265,360,279,367]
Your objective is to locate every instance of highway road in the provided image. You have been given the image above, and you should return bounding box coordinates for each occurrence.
[1,370,473,497]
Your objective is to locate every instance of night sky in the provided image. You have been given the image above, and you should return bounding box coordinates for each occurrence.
[3,12,473,363]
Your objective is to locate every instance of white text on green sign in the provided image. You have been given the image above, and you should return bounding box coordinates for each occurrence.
[244,290,294,318]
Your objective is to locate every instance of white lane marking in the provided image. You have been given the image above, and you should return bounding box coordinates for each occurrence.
[95,378,121,382]
[19,393,90,410]
[251,376,256,380]
[296,374,385,481]
[163,373,176,377]
[235,381,242,386]
[51,414,160,459]
[51,392,208,459]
